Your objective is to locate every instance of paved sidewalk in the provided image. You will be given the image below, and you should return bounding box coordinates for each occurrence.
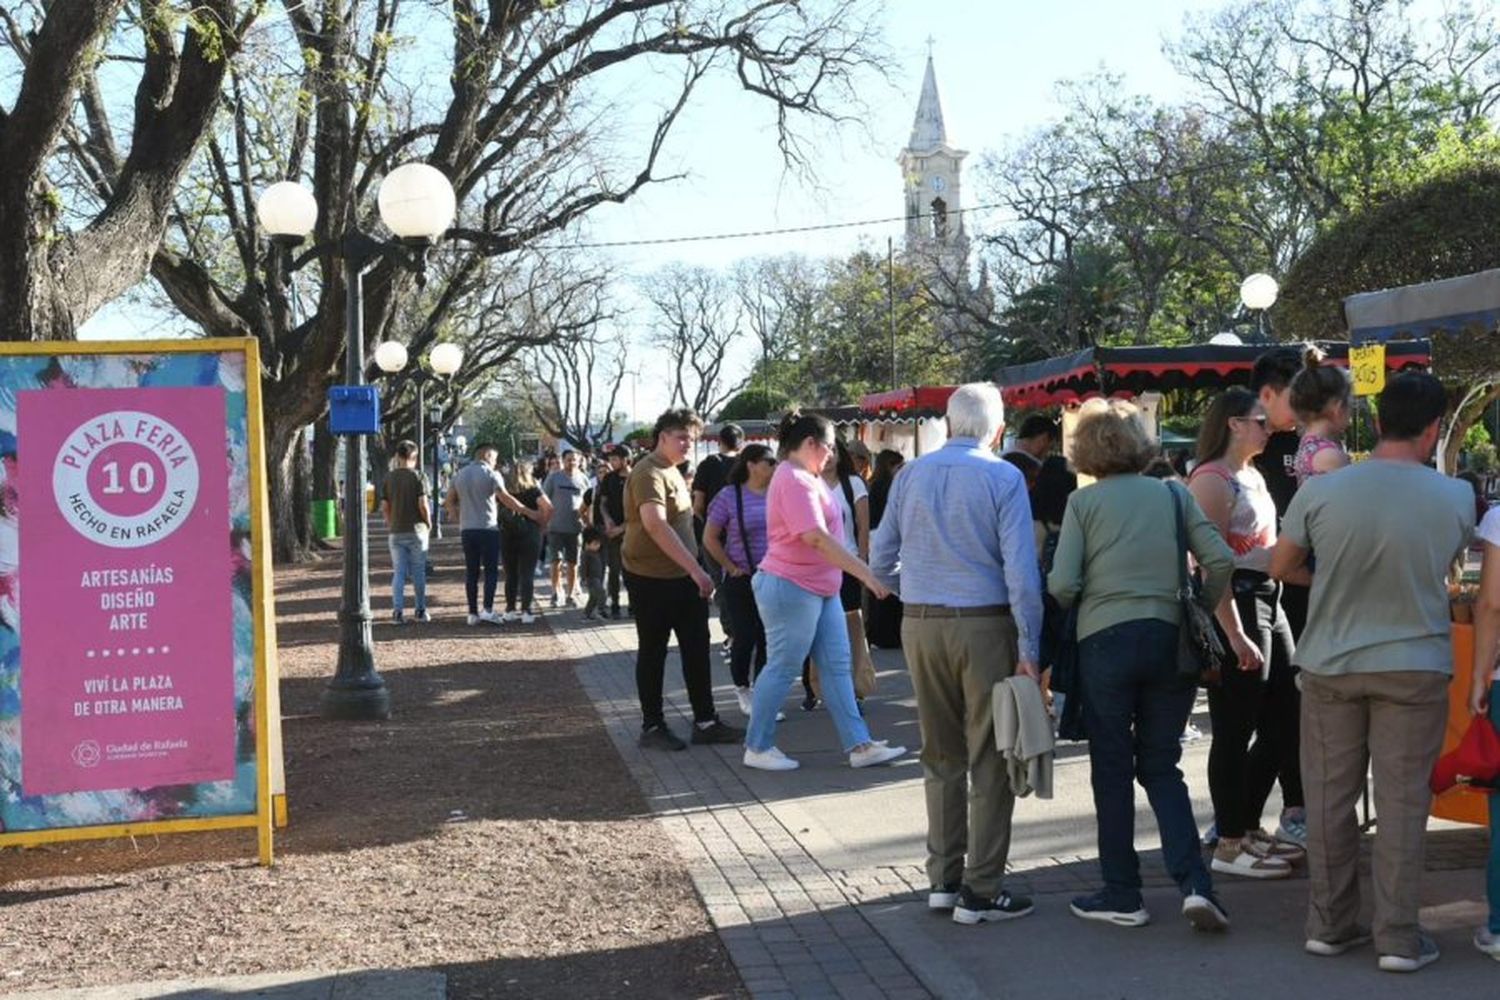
[8,970,444,1000]
[554,610,1499,999]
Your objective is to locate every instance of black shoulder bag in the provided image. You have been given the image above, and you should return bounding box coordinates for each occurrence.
[733,484,758,575]
[1168,481,1229,685]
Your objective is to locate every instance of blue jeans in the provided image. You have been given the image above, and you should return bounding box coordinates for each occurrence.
[388,532,428,615]
[748,572,872,753]
[1079,618,1212,906]
[1489,693,1500,933]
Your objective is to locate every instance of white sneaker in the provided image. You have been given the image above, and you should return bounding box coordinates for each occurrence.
[1378,933,1440,973]
[1473,926,1500,961]
[1210,840,1292,879]
[466,614,480,626]
[478,610,504,625]
[743,747,799,771]
[502,611,521,623]
[849,741,907,769]
[520,612,537,625]
[735,687,754,716]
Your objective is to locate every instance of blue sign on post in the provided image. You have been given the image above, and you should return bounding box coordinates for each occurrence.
[328,386,380,435]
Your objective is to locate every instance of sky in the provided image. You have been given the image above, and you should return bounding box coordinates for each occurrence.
[80,0,1220,421]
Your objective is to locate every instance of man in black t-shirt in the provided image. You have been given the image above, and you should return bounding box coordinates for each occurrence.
[691,423,742,642]
[596,446,630,617]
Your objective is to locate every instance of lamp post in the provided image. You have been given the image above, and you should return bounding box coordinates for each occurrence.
[374,339,464,539]
[256,163,457,721]
[1239,272,1279,340]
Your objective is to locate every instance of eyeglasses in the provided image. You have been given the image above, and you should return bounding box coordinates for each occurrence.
[1235,415,1269,430]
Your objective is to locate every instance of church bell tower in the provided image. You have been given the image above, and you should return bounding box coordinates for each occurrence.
[899,53,968,263]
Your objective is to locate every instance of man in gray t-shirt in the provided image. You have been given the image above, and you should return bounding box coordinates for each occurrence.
[446,445,531,625]
[541,450,590,607]
[1271,373,1475,969]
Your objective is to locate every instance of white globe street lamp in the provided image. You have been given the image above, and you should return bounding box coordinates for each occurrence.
[429,341,464,376]
[255,181,318,241]
[1239,273,1279,311]
[377,163,457,242]
[373,340,409,374]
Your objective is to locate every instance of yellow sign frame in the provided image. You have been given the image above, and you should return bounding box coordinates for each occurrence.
[0,338,282,866]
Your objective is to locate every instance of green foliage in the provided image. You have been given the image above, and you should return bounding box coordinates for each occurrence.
[1465,421,1493,451]
[466,395,539,463]
[1469,442,1497,475]
[717,387,791,422]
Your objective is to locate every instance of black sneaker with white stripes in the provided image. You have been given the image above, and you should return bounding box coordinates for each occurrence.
[952,886,1034,925]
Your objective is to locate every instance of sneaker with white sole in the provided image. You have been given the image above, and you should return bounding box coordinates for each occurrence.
[1182,893,1230,932]
[743,746,799,771]
[1473,926,1500,961]
[928,884,960,911]
[1378,933,1440,973]
[478,610,504,625]
[520,612,537,625]
[502,610,521,623]
[1069,891,1149,927]
[735,686,754,716]
[1247,828,1305,862]
[1306,931,1372,956]
[952,886,1034,925]
[1275,813,1308,849]
[1210,839,1292,879]
[849,741,907,769]
[466,613,481,626]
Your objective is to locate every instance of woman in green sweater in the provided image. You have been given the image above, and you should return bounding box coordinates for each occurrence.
[1048,399,1235,932]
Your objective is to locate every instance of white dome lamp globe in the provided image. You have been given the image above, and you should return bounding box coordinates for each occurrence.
[1239,273,1280,311]
[255,182,319,246]
[429,342,464,377]
[373,340,409,374]
[377,163,456,244]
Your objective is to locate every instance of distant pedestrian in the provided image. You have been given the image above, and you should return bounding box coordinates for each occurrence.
[500,463,551,623]
[702,444,776,716]
[869,383,1040,927]
[864,450,906,649]
[624,409,742,751]
[1469,503,1500,962]
[580,527,608,620]
[446,444,534,626]
[1048,399,1234,932]
[1272,372,1475,972]
[596,445,630,618]
[743,411,906,772]
[694,424,743,649]
[543,450,590,607]
[382,440,431,624]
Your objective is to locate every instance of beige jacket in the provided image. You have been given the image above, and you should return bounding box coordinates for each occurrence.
[993,675,1055,799]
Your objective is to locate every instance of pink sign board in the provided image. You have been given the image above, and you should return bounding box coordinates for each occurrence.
[18,387,235,796]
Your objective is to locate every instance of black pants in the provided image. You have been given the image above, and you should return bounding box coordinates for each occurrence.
[461,528,501,614]
[500,526,540,613]
[1207,572,1300,839]
[605,537,624,611]
[625,571,717,728]
[721,574,767,688]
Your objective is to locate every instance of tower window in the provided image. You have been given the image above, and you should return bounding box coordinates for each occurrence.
[930,197,948,240]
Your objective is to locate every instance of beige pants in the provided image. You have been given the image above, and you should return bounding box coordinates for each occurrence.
[902,610,1019,897]
[1300,670,1449,958]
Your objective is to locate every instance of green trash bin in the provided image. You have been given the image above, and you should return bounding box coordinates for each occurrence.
[312,499,339,540]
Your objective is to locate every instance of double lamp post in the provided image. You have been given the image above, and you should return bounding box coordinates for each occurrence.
[254,163,464,721]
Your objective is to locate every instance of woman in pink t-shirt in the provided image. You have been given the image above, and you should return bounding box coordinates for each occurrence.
[744,413,908,772]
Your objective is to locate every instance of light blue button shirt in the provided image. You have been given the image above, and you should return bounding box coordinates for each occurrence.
[869,437,1043,661]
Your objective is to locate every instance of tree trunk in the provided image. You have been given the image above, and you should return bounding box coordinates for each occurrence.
[1442,382,1500,476]
[312,415,338,503]
[269,423,315,564]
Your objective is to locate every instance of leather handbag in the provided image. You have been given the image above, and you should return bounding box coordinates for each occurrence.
[1168,481,1228,685]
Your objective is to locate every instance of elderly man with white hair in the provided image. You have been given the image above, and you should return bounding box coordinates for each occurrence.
[870,382,1044,926]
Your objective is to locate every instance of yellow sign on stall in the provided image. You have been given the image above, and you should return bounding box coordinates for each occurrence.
[1349,344,1386,396]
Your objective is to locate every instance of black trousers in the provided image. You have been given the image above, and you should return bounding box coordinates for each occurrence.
[721,574,767,688]
[625,571,718,727]
[605,537,624,611]
[500,526,540,613]
[1207,572,1300,839]
[461,528,501,614]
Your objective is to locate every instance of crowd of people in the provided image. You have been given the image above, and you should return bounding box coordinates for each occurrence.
[376,349,1500,973]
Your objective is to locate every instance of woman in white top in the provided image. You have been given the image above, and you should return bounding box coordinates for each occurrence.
[1469,505,1500,959]
[799,440,871,710]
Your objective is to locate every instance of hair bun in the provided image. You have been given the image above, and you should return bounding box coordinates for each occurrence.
[1302,344,1326,370]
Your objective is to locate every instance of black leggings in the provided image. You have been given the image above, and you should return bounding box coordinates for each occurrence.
[461,529,501,615]
[1207,573,1300,840]
[721,574,767,688]
[500,526,540,613]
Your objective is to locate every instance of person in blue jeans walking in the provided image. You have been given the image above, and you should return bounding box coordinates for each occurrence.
[1048,399,1236,932]
[382,440,431,624]
[743,412,906,772]
[445,444,536,625]
[1469,504,1500,961]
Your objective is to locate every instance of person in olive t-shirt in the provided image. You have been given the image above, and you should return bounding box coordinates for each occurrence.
[382,440,431,624]
[624,410,742,752]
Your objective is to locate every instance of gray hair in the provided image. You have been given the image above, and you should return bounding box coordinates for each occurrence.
[946,382,1005,443]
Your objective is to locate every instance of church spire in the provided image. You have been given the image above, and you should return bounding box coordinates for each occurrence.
[908,54,947,153]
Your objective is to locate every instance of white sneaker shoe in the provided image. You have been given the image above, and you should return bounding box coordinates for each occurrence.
[1473,926,1500,961]
[478,610,504,625]
[735,687,754,716]
[502,611,521,623]
[743,747,799,771]
[849,741,907,769]
[520,612,537,625]
[1378,933,1440,973]
[466,614,481,626]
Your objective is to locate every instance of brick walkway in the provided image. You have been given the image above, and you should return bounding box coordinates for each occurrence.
[560,621,932,1000]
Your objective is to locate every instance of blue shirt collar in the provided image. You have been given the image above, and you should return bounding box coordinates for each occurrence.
[944,436,983,450]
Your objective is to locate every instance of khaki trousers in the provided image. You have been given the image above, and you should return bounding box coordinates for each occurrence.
[1300,670,1449,958]
[902,610,1019,897]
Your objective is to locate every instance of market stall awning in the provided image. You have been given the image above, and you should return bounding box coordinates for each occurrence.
[992,349,1099,408]
[858,385,957,420]
[1345,268,1500,344]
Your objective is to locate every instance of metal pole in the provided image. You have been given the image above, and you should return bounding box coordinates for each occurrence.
[416,379,426,487]
[432,403,443,540]
[322,251,391,721]
[887,236,897,391]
